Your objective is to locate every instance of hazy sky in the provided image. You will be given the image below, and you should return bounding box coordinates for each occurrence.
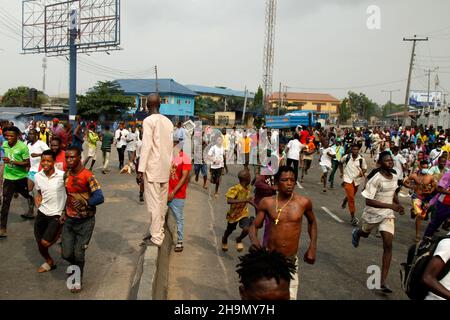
[1,0,450,105]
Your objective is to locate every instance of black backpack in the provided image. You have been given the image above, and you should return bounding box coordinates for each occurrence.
[400,236,450,300]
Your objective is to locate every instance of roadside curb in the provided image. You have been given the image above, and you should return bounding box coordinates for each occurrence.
[130,210,177,300]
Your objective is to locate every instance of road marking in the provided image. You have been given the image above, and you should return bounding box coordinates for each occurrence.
[321,206,344,223]
[296,181,304,189]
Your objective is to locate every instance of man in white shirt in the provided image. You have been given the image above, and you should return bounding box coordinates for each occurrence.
[114,122,129,170]
[126,126,139,166]
[285,133,303,182]
[392,146,407,185]
[319,140,336,192]
[174,122,187,144]
[34,150,67,273]
[423,234,450,300]
[430,142,444,163]
[352,151,405,293]
[339,144,367,225]
[208,135,225,198]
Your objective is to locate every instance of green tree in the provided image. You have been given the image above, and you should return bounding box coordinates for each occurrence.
[254,86,264,107]
[382,101,403,118]
[346,91,381,121]
[1,86,48,107]
[77,81,134,120]
[339,98,352,123]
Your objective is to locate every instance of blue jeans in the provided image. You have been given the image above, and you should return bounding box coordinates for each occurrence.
[61,216,95,277]
[168,199,185,242]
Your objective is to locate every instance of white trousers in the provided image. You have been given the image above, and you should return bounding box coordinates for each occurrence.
[143,177,169,246]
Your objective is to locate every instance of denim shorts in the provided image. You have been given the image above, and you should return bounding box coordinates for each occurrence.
[194,164,207,177]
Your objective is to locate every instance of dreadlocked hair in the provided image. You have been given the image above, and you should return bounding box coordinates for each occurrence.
[236,248,296,289]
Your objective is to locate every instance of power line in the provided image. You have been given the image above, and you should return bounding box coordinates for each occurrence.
[286,75,426,91]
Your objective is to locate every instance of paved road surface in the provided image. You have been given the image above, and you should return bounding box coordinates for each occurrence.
[0,152,148,300]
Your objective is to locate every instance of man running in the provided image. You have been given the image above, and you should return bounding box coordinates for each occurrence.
[339,144,367,226]
[100,125,114,174]
[352,151,405,293]
[34,150,66,273]
[319,140,336,192]
[403,160,437,242]
[61,146,104,293]
[208,135,225,198]
[27,128,50,199]
[0,126,34,238]
[249,166,317,300]
[83,124,99,171]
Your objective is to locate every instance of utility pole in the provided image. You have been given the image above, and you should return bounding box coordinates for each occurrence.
[154,65,159,94]
[403,35,428,126]
[242,86,248,124]
[381,89,400,103]
[42,57,47,93]
[278,82,282,116]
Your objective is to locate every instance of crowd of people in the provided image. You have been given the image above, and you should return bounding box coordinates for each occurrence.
[1,93,449,300]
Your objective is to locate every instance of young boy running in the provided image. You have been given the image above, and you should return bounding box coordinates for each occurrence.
[34,150,66,273]
[222,169,255,252]
[208,135,225,198]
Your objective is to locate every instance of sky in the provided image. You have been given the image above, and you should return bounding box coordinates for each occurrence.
[1,0,450,105]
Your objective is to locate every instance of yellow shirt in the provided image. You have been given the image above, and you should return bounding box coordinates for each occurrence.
[222,134,230,151]
[226,183,251,223]
[241,137,251,154]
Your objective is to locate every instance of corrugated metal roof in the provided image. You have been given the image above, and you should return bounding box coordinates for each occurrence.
[0,107,42,115]
[115,79,197,97]
[269,92,340,103]
[186,85,255,99]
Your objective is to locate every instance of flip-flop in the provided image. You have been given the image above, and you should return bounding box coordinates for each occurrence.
[222,243,228,252]
[38,262,56,273]
[352,229,360,248]
[236,242,244,252]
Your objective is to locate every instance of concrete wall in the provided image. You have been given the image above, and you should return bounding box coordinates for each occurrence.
[134,210,177,300]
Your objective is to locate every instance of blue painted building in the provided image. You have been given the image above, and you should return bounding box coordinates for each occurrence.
[115,79,197,116]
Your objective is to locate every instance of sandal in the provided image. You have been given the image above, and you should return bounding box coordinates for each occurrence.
[38,262,57,273]
[221,239,228,252]
[174,242,183,252]
[236,242,244,252]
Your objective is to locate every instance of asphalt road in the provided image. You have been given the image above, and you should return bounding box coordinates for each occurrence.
[0,152,148,300]
[167,151,447,300]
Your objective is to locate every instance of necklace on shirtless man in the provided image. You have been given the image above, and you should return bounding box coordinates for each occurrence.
[275,193,294,225]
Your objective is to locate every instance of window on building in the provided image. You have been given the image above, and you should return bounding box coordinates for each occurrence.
[316,103,323,112]
[177,99,181,105]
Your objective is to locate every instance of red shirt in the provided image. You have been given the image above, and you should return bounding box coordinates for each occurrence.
[300,130,309,144]
[169,151,192,199]
[65,168,101,218]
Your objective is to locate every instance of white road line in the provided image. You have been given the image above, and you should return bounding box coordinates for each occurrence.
[321,206,344,223]
[296,181,304,189]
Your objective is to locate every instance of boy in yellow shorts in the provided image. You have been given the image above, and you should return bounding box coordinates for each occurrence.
[222,169,256,252]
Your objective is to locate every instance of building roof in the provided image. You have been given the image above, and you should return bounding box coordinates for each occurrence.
[115,79,197,97]
[269,92,340,103]
[0,107,42,116]
[186,85,255,99]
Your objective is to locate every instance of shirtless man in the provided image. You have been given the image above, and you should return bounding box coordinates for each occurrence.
[403,160,437,242]
[249,165,318,300]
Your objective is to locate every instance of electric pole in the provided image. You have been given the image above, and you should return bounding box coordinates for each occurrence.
[155,65,159,94]
[242,86,248,123]
[278,82,282,116]
[403,35,428,126]
[381,89,400,103]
